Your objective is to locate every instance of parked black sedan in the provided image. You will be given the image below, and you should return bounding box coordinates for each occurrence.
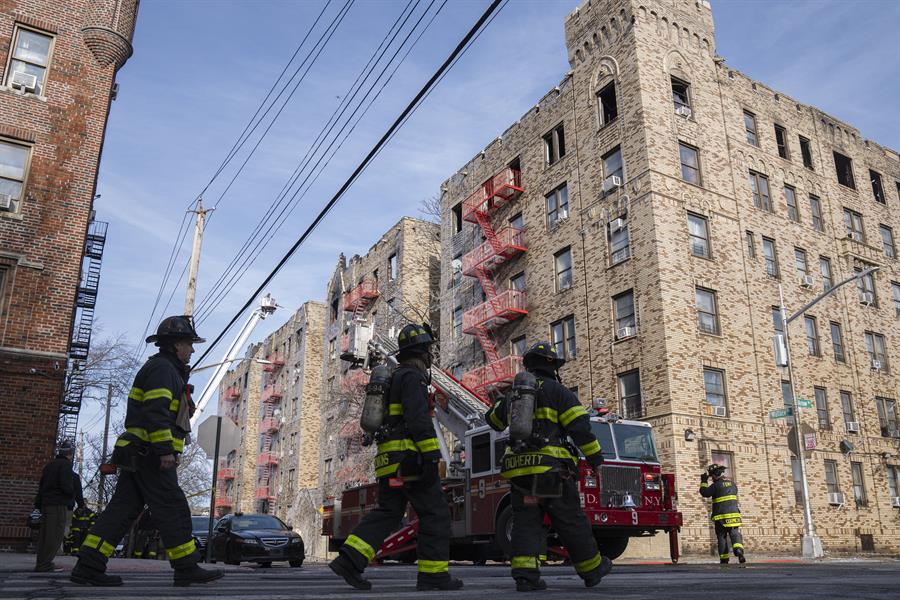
[209,513,304,567]
[191,515,213,553]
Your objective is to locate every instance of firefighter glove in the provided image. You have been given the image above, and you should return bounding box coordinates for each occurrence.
[589,454,604,470]
[700,472,709,483]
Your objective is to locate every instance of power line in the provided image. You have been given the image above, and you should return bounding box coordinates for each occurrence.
[193,0,504,367]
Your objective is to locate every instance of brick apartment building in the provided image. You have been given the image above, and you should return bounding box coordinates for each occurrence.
[0,0,137,549]
[439,0,899,556]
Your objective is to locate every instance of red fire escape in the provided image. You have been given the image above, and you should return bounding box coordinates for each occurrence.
[214,458,235,516]
[460,167,528,395]
[256,365,283,513]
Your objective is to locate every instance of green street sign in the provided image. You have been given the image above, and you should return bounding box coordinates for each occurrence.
[769,407,793,419]
[796,398,813,409]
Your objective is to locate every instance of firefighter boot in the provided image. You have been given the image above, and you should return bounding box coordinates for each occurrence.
[736,549,747,564]
[173,564,224,587]
[69,565,123,587]
[416,575,464,591]
[583,556,613,588]
[720,558,730,566]
[516,577,548,592]
[329,554,372,590]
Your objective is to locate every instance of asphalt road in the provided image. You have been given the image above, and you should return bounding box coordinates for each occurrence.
[3,560,898,599]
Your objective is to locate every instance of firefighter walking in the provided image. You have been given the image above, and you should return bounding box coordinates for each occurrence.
[485,342,612,592]
[70,316,223,587]
[699,463,746,565]
[329,324,463,592]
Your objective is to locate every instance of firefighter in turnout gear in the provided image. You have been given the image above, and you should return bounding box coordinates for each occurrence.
[70,316,224,587]
[485,342,612,592]
[329,324,463,592]
[700,463,746,564]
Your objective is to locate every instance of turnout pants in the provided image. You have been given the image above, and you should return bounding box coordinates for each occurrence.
[340,475,451,582]
[509,474,603,584]
[715,522,744,560]
[76,453,198,572]
[35,504,68,571]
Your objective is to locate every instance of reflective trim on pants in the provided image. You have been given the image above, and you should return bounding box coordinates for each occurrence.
[417,559,448,573]
[165,539,197,560]
[82,534,115,557]
[573,552,602,574]
[511,556,539,570]
[344,534,376,562]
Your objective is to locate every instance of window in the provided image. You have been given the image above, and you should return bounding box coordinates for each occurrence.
[671,77,690,112]
[791,457,803,505]
[543,123,566,165]
[851,462,867,506]
[453,306,462,338]
[597,81,618,126]
[749,170,771,211]
[840,391,856,425]
[743,111,759,146]
[804,316,819,356]
[324,458,333,485]
[618,370,642,419]
[785,186,799,221]
[830,321,845,363]
[892,281,900,316]
[710,451,734,480]
[554,247,573,291]
[864,331,887,371]
[550,315,576,360]
[762,237,778,278]
[703,368,727,410]
[887,465,900,499]
[5,26,53,95]
[843,208,864,242]
[329,337,336,359]
[799,136,814,169]
[613,290,635,338]
[810,195,823,231]
[0,139,31,214]
[679,142,701,185]
[781,380,794,409]
[372,269,379,288]
[508,212,524,230]
[814,387,830,429]
[696,287,720,335]
[795,247,808,277]
[687,213,710,258]
[330,297,340,322]
[820,257,833,291]
[855,266,877,305]
[774,124,789,159]
[546,183,569,228]
[824,459,840,495]
[511,335,527,356]
[880,225,895,259]
[870,170,885,203]
[509,271,525,291]
[602,146,623,183]
[450,253,462,288]
[388,253,397,280]
[451,202,462,233]
[875,397,898,438]
[746,231,755,258]
[833,151,855,189]
[608,215,630,265]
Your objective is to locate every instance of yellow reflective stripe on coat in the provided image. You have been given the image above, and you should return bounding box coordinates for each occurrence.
[713,512,742,521]
[376,439,418,453]
[143,388,174,402]
[388,403,403,416]
[375,463,399,478]
[488,410,504,430]
[415,438,440,453]
[172,437,184,452]
[573,552,602,574]
[149,429,173,443]
[579,439,601,456]
[128,387,144,401]
[559,405,588,427]
[700,482,710,488]
[126,427,149,441]
[502,464,553,478]
[82,534,115,557]
[713,495,738,503]
[533,407,558,422]
[511,556,538,570]
[344,534,376,561]
[169,397,180,412]
[417,559,448,573]
[165,539,197,560]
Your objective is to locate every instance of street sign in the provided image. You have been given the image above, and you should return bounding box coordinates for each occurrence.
[796,398,813,409]
[197,415,240,458]
[769,407,793,419]
[804,433,816,450]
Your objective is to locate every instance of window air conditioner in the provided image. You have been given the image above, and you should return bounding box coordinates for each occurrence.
[675,105,692,118]
[845,421,860,433]
[10,71,37,93]
[0,193,11,210]
[617,326,635,339]
[711,405,727,417]
[861,292,875,305]
[871,359,883,371]
[828,492,845,506]
[800,275,814,288]
[602,175,622,193]
[892,497,900,508]
[609,217,626,232]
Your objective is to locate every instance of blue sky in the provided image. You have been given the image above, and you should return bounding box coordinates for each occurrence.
[79,0,900,435]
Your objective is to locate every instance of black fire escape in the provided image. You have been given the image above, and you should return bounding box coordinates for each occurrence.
[58,219,108,443]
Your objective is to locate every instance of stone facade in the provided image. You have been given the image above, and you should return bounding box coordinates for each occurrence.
[439,0,899,556]
[0,0,137,550]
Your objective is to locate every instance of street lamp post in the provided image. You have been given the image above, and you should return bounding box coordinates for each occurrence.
[776,266,878,559]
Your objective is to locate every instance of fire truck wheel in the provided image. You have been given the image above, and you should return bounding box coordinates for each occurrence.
[495,506,514,559]
[593,534,629,560]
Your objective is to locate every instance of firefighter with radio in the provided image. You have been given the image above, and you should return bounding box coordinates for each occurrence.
[485,342,612,592]
[329,323,463,592]
[699,463,746,565]
[70,316,223,587]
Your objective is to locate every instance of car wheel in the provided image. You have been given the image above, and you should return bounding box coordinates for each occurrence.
[289,559,304,568]
[593,533,629,560]
[494,505,513,559]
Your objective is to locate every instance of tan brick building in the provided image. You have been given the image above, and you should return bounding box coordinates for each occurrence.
[0,0,137,549]
[439,0,899,556]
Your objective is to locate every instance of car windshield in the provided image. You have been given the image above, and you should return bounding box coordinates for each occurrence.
[586,422,617,459]
[191,516,210,530]
[612,424,658,462]
[231,515,286,531]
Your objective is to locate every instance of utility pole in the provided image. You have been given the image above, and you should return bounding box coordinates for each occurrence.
[185,199,213,316]
[97,383,113,511]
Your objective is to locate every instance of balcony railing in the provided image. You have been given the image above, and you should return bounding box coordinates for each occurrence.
[462,167,524,223]
[214,494,232,508]
[344,279,379,312]
[462,226,526,276]
[462,289,528,333]
[259,417,280,433]
[255,486,273,500]
[461,355,523,392]
[257,452,279,466]
[217,467,235,480]
[261,384,283,404]
[263,352,285,372]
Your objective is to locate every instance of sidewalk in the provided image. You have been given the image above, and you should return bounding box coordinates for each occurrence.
[0,553,254,574]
